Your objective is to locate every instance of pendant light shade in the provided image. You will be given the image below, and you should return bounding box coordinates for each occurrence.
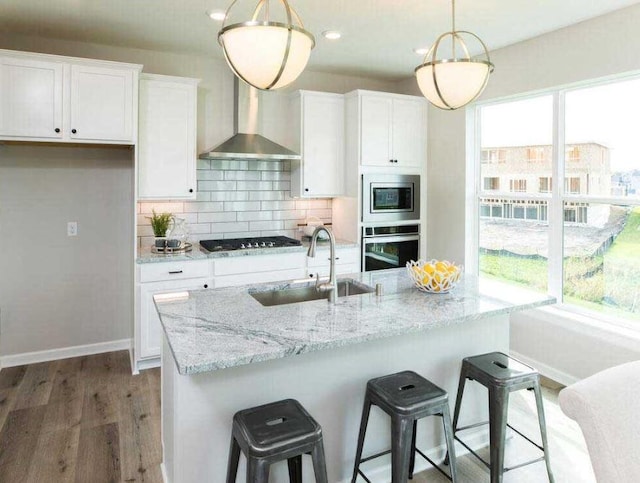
[415,1,494,110]
[218,0,315,91]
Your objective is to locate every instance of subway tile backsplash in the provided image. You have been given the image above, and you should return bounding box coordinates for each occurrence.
[137,159,332,248]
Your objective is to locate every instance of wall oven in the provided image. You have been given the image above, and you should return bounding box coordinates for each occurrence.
[362,174,420,223]
[362,224,420,272]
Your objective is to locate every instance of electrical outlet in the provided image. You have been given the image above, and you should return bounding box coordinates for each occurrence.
[67,221,78,237]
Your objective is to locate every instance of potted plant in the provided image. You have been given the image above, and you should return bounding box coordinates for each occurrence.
[147,210,176,248]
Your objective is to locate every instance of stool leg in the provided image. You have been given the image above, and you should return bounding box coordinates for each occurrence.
[441,404,458,483]
[488,386,509,483]
[287,455,302,483]
[247,458,269,483]
[311,439,329,483]
[408,420,417,479]
[445,369,468,466]
[533,382,555,483]
[226,436,241,483]
[351,396,372,483]
[391,416,412,483]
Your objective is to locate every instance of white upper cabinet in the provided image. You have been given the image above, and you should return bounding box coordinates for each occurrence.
[70,64,135,142]
[290,91,345,198]
[0,49,141,144]
[352,91,427,169]
[0,56,63,139]
[137,74,199,200]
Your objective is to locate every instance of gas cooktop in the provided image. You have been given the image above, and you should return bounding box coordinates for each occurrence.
[200,236,302,252]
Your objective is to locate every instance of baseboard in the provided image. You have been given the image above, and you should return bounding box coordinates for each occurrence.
[0,338,133,368]
[339,428,488,483]
[135,356,161,374]
[160,463,169,483]
[510,350,580,387]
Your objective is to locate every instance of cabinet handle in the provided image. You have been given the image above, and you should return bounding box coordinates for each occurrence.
[168,270,183,275]
[54,128,60,133]
[71,129,77,134]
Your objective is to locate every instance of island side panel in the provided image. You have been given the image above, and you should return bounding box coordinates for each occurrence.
[162,314,509,483]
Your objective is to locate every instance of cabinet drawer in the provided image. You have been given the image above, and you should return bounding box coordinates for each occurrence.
[215,268,306,288]
[213,252,306,276]
[139,260,210,283]
[307,247,359,267]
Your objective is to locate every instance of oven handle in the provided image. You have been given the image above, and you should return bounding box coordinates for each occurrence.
[362,234,420,243]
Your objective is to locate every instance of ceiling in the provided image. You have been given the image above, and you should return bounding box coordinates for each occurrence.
[2,0,639,81]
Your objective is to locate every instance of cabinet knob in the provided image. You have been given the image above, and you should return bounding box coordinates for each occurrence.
[204,284,209,289]
[390,159,394,163]
[54,128,60,133]
[71,129,77,134]
[304,188,309,192]
[189,189,194,193]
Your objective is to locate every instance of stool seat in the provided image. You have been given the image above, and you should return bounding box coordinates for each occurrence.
[227,398,328,483]
[368,371,448,416]
[233,399,322,457]
[352,370,458,483]
[463,352,538,387]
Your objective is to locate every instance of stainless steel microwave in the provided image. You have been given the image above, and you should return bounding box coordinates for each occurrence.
[362,174,421,223]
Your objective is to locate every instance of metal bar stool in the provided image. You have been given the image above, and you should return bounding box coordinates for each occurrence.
[351,370,458,483]
[449,352,554,483]
[226,398,328,483]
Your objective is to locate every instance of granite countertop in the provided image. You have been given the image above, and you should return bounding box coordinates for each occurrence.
[136,238,358,264]
[154,268,556,375]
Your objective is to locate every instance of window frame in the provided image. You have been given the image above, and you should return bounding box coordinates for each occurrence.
[466,75,640,331]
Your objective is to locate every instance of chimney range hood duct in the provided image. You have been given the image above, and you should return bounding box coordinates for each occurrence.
[199,78,300,161]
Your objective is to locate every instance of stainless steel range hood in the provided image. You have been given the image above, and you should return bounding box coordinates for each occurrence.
[199,79,300,161]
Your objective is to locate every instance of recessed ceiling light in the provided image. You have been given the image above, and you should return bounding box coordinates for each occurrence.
[413,47,430,56]
[206,10,226,21]
[322,30,342,40]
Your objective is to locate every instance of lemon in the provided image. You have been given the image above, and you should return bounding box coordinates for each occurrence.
[423,263,435,274]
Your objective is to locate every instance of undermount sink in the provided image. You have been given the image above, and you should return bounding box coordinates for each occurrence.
[250,278,375,307]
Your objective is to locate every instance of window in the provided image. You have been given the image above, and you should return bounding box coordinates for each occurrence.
[565,177,581,194]
[566,146,581,162]
[481,149,506,164]
[510,179,527,192]
[527,147,546,163]
[473,78,640,327]
[484,177,500,190]
[539,177,552,193]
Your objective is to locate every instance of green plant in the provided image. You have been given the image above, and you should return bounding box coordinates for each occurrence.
[147,210,173,237]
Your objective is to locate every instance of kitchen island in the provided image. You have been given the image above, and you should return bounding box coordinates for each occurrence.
[155,269,554,482]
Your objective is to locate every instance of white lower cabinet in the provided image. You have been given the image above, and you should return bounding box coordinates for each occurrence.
[135,260,211,372]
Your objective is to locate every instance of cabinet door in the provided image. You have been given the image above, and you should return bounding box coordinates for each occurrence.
[392,98,426,168]
[69,64,134,142]
[301,94,344,197]
[360,95,393,166]
[138,77,197,199]
[0,57,63,139]
[138,278,210,361]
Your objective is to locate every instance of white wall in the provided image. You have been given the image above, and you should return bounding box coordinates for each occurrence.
[404,4,640,381]
[0,145,134,357]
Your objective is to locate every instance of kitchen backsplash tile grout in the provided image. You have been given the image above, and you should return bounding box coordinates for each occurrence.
[137,159,332,248]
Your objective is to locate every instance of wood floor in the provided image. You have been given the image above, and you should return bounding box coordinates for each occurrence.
[0,352,593,482]
[0,351,161,483]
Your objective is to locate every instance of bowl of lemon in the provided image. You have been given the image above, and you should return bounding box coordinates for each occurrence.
[406,259,463,293]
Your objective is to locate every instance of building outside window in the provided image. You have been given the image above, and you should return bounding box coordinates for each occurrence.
[481,149,506,164]
[484,177,500,190]
[471,76,640,328]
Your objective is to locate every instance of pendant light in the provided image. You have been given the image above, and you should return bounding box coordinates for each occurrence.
[218,0,315,90]
[415,0,494,110]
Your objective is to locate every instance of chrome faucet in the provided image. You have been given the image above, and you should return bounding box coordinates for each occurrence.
[307,226,337,303]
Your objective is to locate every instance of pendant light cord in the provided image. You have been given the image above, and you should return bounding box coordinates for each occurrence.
[451,0,456,58]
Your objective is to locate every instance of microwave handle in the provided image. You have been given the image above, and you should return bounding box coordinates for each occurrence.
[362,234,420,243]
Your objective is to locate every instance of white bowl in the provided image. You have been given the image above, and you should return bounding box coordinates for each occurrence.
[406,259,463,293]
